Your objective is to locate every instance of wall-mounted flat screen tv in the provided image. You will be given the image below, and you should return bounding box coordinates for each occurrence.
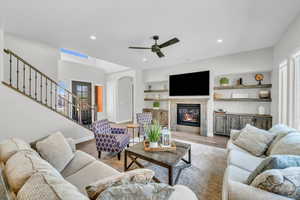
[169,71,210,96]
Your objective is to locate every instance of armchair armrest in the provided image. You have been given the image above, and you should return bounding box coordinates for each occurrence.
[111,127,127,134]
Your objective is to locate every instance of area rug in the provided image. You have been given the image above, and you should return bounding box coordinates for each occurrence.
[77,139,227,200]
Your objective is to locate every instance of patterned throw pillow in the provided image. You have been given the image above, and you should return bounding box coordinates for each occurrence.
[97,183,175,200]
[251,167,300,199]
[0,138,32,163]
[86,169,155,200]
[233,124,275,156]
[247,155,300,184]
[266,124,297,156]
[270,132,300,156]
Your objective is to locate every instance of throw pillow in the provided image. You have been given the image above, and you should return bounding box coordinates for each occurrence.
[97,183,175,200]
[233,124,275,156]
[230,129,241,141]
[246,155,300,184]
[251,167,300,199]
[86,169,155,200]
[266,124,297,155]
[36,131,74,172]
[0,138,31,163]
[17,173,89,200]
[270,132,300,156]
[5,150,62,193]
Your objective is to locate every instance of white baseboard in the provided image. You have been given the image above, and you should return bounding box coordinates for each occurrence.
[74,135,94,144]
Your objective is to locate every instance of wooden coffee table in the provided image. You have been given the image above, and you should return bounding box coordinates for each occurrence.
[124,141,191,186]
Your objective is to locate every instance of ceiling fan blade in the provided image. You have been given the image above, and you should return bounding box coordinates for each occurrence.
[128,47,151,49]
[156,50,165,58]
[159,38,180,48]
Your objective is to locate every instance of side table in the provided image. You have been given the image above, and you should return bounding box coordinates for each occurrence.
[126,124,140,144]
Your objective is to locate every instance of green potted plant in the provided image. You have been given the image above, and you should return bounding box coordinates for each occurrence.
[220,77,229,86]
[153,101,160,110]
[146,121,162,148]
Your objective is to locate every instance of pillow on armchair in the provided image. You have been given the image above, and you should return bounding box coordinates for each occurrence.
[269,132,300,156]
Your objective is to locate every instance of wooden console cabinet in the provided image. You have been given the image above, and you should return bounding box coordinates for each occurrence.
[214,112,272,136]
[143,108,168,126]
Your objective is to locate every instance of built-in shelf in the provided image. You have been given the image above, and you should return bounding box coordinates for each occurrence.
[214,84,272,90]
[144,98,169,101]
[144,89,169,93]
[214,98,272,102]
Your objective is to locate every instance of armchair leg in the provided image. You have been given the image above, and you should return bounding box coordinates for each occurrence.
[118,152,121,160]
[98,151,101,159]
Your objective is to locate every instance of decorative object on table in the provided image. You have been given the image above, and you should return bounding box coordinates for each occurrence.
[214,92,223,99]
[220,77,229,86]
[161,127,171,147]
[215,109,226,114]
[148,85,152,91]
[143,140,176,152]
[236,78,243,85]
[259,90,270,99]
[146,121,162,148]
[258,105,266,115]
[153,101,160,110]
[255,73,264,85]
[231,93,249,98]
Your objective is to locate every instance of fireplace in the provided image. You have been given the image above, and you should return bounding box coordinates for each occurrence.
[177,104,200,127]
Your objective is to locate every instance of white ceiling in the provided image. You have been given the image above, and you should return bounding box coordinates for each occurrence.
[1,0,300,69]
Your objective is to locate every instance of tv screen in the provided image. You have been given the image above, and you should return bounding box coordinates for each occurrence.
[169,71,210,96]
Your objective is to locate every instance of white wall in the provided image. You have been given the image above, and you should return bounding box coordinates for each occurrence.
[143,47,273,82]
[58,60,107,120]
[117,77,133,122]
[4,33,59,81]
[273,13,300,124]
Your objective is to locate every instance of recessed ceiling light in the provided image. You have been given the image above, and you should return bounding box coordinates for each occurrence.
[90,35,97,40]
[217,39,223,43]
[142,58,147,62]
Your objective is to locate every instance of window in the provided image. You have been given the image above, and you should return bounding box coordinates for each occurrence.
[279,60,288,124]
[293,53,300,129]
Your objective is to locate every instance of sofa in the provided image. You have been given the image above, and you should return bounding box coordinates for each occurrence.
[0,134,197,200]
[222,129,293,200]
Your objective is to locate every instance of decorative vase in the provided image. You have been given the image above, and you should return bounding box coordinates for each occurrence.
[161,127,171,147]
[149,142,158,148]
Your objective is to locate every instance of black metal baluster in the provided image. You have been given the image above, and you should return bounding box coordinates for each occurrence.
[40,74,43,103]
[45,78,48,105]
[16,60,19,90]
[29,67,32,96]
[9,54,12,85]
[55,85,57,111]
[23,63,26,93]
[50,81,53,108]
[35,71,37,100]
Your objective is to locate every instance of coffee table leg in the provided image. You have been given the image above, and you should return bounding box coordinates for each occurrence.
[168,167,173,186]
[124,150,128,171]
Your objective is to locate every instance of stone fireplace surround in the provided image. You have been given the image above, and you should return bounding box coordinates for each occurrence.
[169,98,210,136]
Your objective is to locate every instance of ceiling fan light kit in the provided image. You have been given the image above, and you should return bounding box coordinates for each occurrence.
[129,35,180,58]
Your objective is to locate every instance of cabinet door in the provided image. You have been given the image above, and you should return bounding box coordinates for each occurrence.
[240,116,254,129]
[227,115,240,133]
[254,117,272,130]
[160,111,168,126]
[214,114,227,135]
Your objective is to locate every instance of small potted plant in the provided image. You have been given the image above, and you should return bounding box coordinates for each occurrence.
[153,101,160,110]
[220,77,229,86]
[146,121,162,148]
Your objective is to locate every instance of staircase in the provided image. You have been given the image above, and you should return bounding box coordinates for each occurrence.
[2,49,96,131]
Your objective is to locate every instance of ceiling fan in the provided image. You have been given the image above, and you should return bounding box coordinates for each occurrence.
[129,35,180,58]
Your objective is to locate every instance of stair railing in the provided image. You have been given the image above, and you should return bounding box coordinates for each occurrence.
[2,49,97,126]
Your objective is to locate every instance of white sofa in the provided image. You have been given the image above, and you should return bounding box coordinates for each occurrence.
[222,130,293,200]
[0,136,197,200]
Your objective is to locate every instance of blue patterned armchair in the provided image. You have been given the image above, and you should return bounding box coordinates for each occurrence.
[91,119,130,160]
[136,112,153,139]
